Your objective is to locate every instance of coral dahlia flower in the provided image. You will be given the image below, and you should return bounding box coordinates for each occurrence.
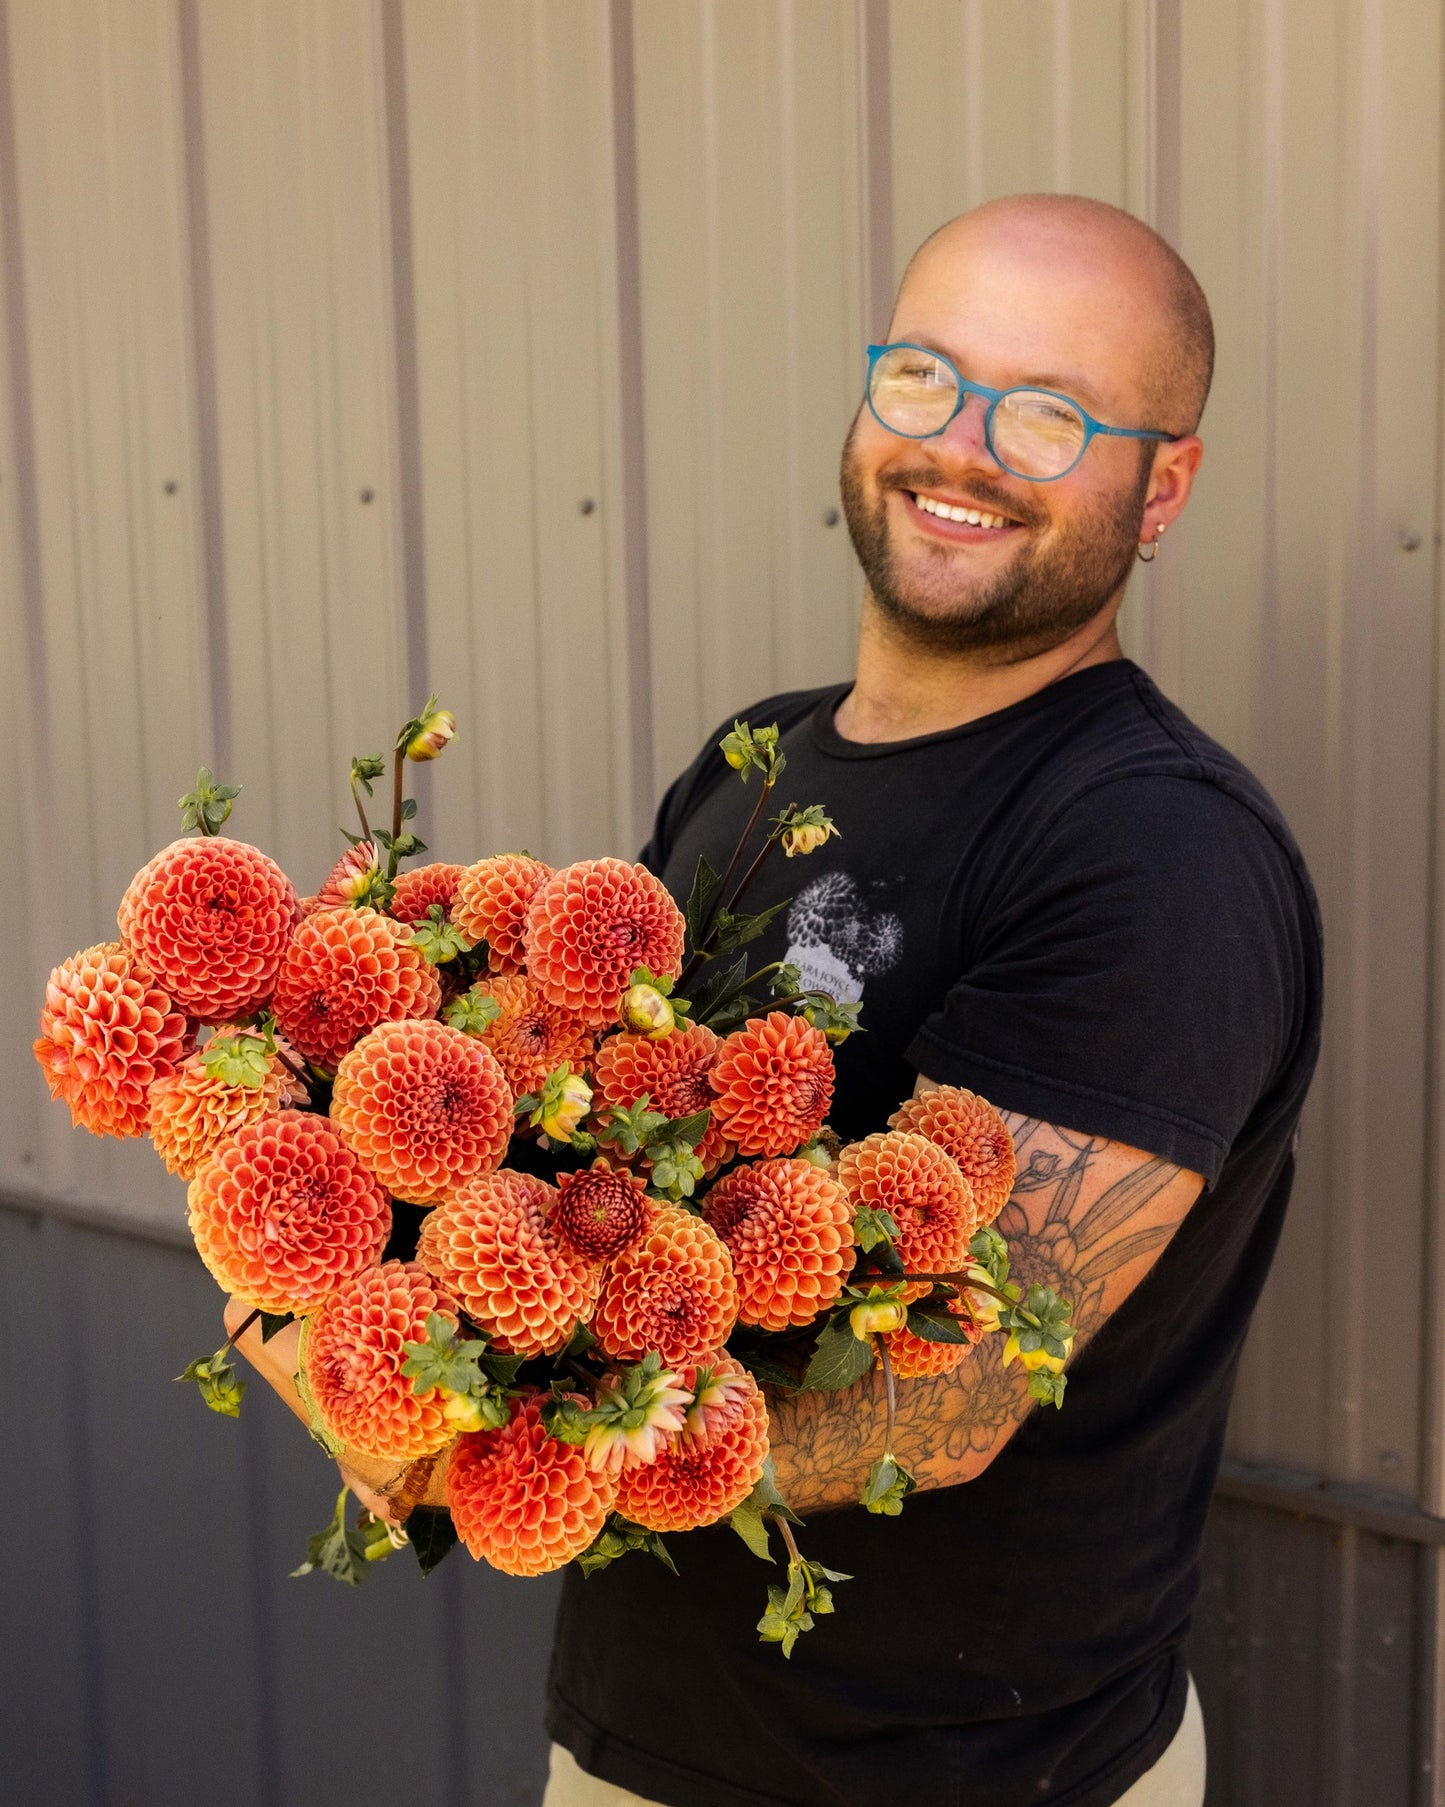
[882,1295,984,1380]
[317,841,381,909]
[452,854,553,974]
[33,942,191,1139]
[708,1011,835,1158]
[553,1160,655,1262]
[592,1023,731,1172]
[330,1018,513,1205]
[187,1110,390,1314]
[702,1157,854,1331]
[418,1169,601,1356]
[615,1354,769,1533]
[301,1260,458,1461]
[524,859,685,1027]
[447,1395,618,1576]
[118,836,298,1020]
[270,906,441,1071]
[837,1130,977,1299]
[467,974,596,1100]
[889,1087,1016,1225]
[593,1207,738,1367]
[388,862,466,927]
[148,1029,305,1179]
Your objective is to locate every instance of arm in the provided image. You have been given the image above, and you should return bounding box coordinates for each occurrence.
[765,1088,1204,1514]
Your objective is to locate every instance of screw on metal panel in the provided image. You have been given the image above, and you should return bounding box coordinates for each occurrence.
[359,487,375,504]
[1398,528,1422,551]
[1379,1450,1403,1471]
[163,480,178,495]
[579,497,596,515]
[823,508,840,527]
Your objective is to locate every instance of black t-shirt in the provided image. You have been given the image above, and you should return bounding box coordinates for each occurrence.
[547,659,1323,1807]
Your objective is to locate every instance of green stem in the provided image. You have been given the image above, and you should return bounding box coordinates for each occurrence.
[897,1271,1016,1306]
[350,776,373,844]
[678,772,777,989]
[875,1333,897,1452]
[391,751,405,845]
[771,1509,804,1568]
[222,1307,262,1354]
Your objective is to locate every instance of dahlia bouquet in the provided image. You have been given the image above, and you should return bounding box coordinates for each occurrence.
[33,700,1074,1653]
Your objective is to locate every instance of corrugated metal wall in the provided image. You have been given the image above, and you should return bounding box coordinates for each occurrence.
[2,3,1441,1802]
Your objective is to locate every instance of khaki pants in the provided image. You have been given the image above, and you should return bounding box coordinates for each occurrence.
[543,1672,1205,1807]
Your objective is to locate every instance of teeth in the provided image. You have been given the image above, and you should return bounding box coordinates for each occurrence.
[913,494,1009,528]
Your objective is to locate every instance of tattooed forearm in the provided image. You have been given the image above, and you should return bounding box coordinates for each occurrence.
[765,1110,1203,1514]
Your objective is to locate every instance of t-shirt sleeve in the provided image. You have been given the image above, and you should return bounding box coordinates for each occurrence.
[906,776,1315,1185]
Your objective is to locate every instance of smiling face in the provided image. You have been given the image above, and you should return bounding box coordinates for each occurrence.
[840,199,1204,662]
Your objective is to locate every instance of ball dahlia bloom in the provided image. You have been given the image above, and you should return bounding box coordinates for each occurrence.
[524,858,685,1027]
[702,1157,855,1331]
[467,974,596,1100]
[882,1296,984,1379]
[270,906,441,1071]
[388,862,466,927]
[118,836,299,1020]
[418,1169,601,1356]
[447,1395,618,1576]
[187,1110,390,1314]
[592,1023,731,1172]
[553,1160,655,1262]
[301,1260,458,1461]
[837,1130,977,1298]
[582,1365,693,1474]
[33,942,192,1139]
[708,1011,835,1158]
[330,1018,513,1205]
[148,1032,304,1179]
[615,1354,769,1532]
[452,854,553,974]
[593,1207,738,1367]
[889,1087,1016,1225]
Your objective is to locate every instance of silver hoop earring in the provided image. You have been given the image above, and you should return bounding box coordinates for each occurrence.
[1137,540,1159,563]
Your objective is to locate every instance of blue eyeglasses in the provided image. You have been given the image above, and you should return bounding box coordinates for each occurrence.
[865,342,1182,482]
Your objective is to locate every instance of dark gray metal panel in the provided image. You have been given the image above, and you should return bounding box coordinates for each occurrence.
[0,1206,556,1807]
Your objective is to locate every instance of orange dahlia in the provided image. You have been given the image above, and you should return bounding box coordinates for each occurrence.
[452,854,553,974]
[270,906,441,1071]
[466,974,596,1100]
[147,1031,304,1179]
[553,1159,655,1262]
[187,1110,390,1314]
[33,942,191,1139]
[417,1169,600,1356]
[702,1157,854,1331]
[882,1295,984,1379]
[118,836,298,1020]
[593,1207,738,1366]
[708,1011,835,1158]
[317,841,381,909]
[297,894,326,920]
[330,1018,513,1206]
[592,1023,731,1172]
[615,1353,769,1532]
[447,1395,618,1576]
[837,1130,977,1297]
[524,859,686,1027]
[301,1260,458,1461]
[388,862,466,927]
[889,1087,1016,1225]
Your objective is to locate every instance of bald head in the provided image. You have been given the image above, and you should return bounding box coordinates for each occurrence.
[895,195,1214,436]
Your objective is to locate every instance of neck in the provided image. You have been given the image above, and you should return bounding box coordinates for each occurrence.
[833,593,1126,744]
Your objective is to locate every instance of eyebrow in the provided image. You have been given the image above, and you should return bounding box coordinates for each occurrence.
[900,335,1108,414]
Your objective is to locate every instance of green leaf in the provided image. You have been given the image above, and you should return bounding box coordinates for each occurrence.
[731,1349,800,1391]
[1027,1368,1068,1409]
[968,1223,1011,1288]
[576,1514,678,1578]
[852,1206,899,1254]
[407,1506,460,1576]
[175,1346,246,1417]
[259,1312,294,1345]
[689,955,749,1024]
[684,854,722,949]
[802,1314,875,1391]
[860,1454,917,1516]
[905,1307,974,1345]
[291,1488,370,1586]
[659,1107,711,1150]
[708,898,791,958]
[729,1501,773,1561]
[351,753,386,795]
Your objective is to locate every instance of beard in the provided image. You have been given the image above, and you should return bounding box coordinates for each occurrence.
[839,419,1153,661]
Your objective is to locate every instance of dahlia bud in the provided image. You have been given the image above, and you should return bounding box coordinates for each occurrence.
[540,1068,593,1142]
[778,805,839,859]
[622,981,675,1038]
[849,1297,907,1339]
[405,706,457,762]
[1002,1332,1067,1374]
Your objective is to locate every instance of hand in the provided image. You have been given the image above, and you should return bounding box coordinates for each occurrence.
[223,1295,453,1524]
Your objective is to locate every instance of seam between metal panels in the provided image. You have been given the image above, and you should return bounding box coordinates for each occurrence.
[857,0,893,339]
[1216,1457,1445,1546]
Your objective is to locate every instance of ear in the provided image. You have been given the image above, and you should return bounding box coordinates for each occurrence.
[1139,436,1203,539]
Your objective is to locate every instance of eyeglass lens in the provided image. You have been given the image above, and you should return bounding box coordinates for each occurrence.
[869,345,1088,479]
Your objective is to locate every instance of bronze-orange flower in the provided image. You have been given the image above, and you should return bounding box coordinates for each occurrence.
[615,1353,769,1532]
[702,1156,854,1330]
[837,1130,977,1299]
[708,1011,834,1158]
[592,1207,738,1366]
[524,859,685,1027]
[592,1022,731,1172]
[466,973,596,1100]
[452,854,553,974]
[270,906,441,1071]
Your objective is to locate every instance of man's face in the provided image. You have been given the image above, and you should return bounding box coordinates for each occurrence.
[840,221,1164,661]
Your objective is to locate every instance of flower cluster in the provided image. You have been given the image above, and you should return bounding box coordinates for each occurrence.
[35,707,1064,1644]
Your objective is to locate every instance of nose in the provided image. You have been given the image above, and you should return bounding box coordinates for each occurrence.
[934,390,1003,471]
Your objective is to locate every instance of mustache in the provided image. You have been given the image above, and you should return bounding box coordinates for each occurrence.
[879,468,1042,527]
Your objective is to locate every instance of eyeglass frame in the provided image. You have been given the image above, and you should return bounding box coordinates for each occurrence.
[864,341,1185,482]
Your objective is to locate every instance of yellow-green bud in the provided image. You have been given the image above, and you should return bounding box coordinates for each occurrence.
[541,1071,593,1142]
[621,982,675,1038]
[441,1390,488,1433]
[405,708,457,762]
[1002,1331,1066,1374]
[849,1299,907,1339]
[782,818,838,858]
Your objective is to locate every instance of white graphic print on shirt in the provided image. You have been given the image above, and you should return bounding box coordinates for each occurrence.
[783,872,904,1006]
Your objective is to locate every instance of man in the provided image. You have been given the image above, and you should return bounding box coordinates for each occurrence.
[541,196,1321,1806]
